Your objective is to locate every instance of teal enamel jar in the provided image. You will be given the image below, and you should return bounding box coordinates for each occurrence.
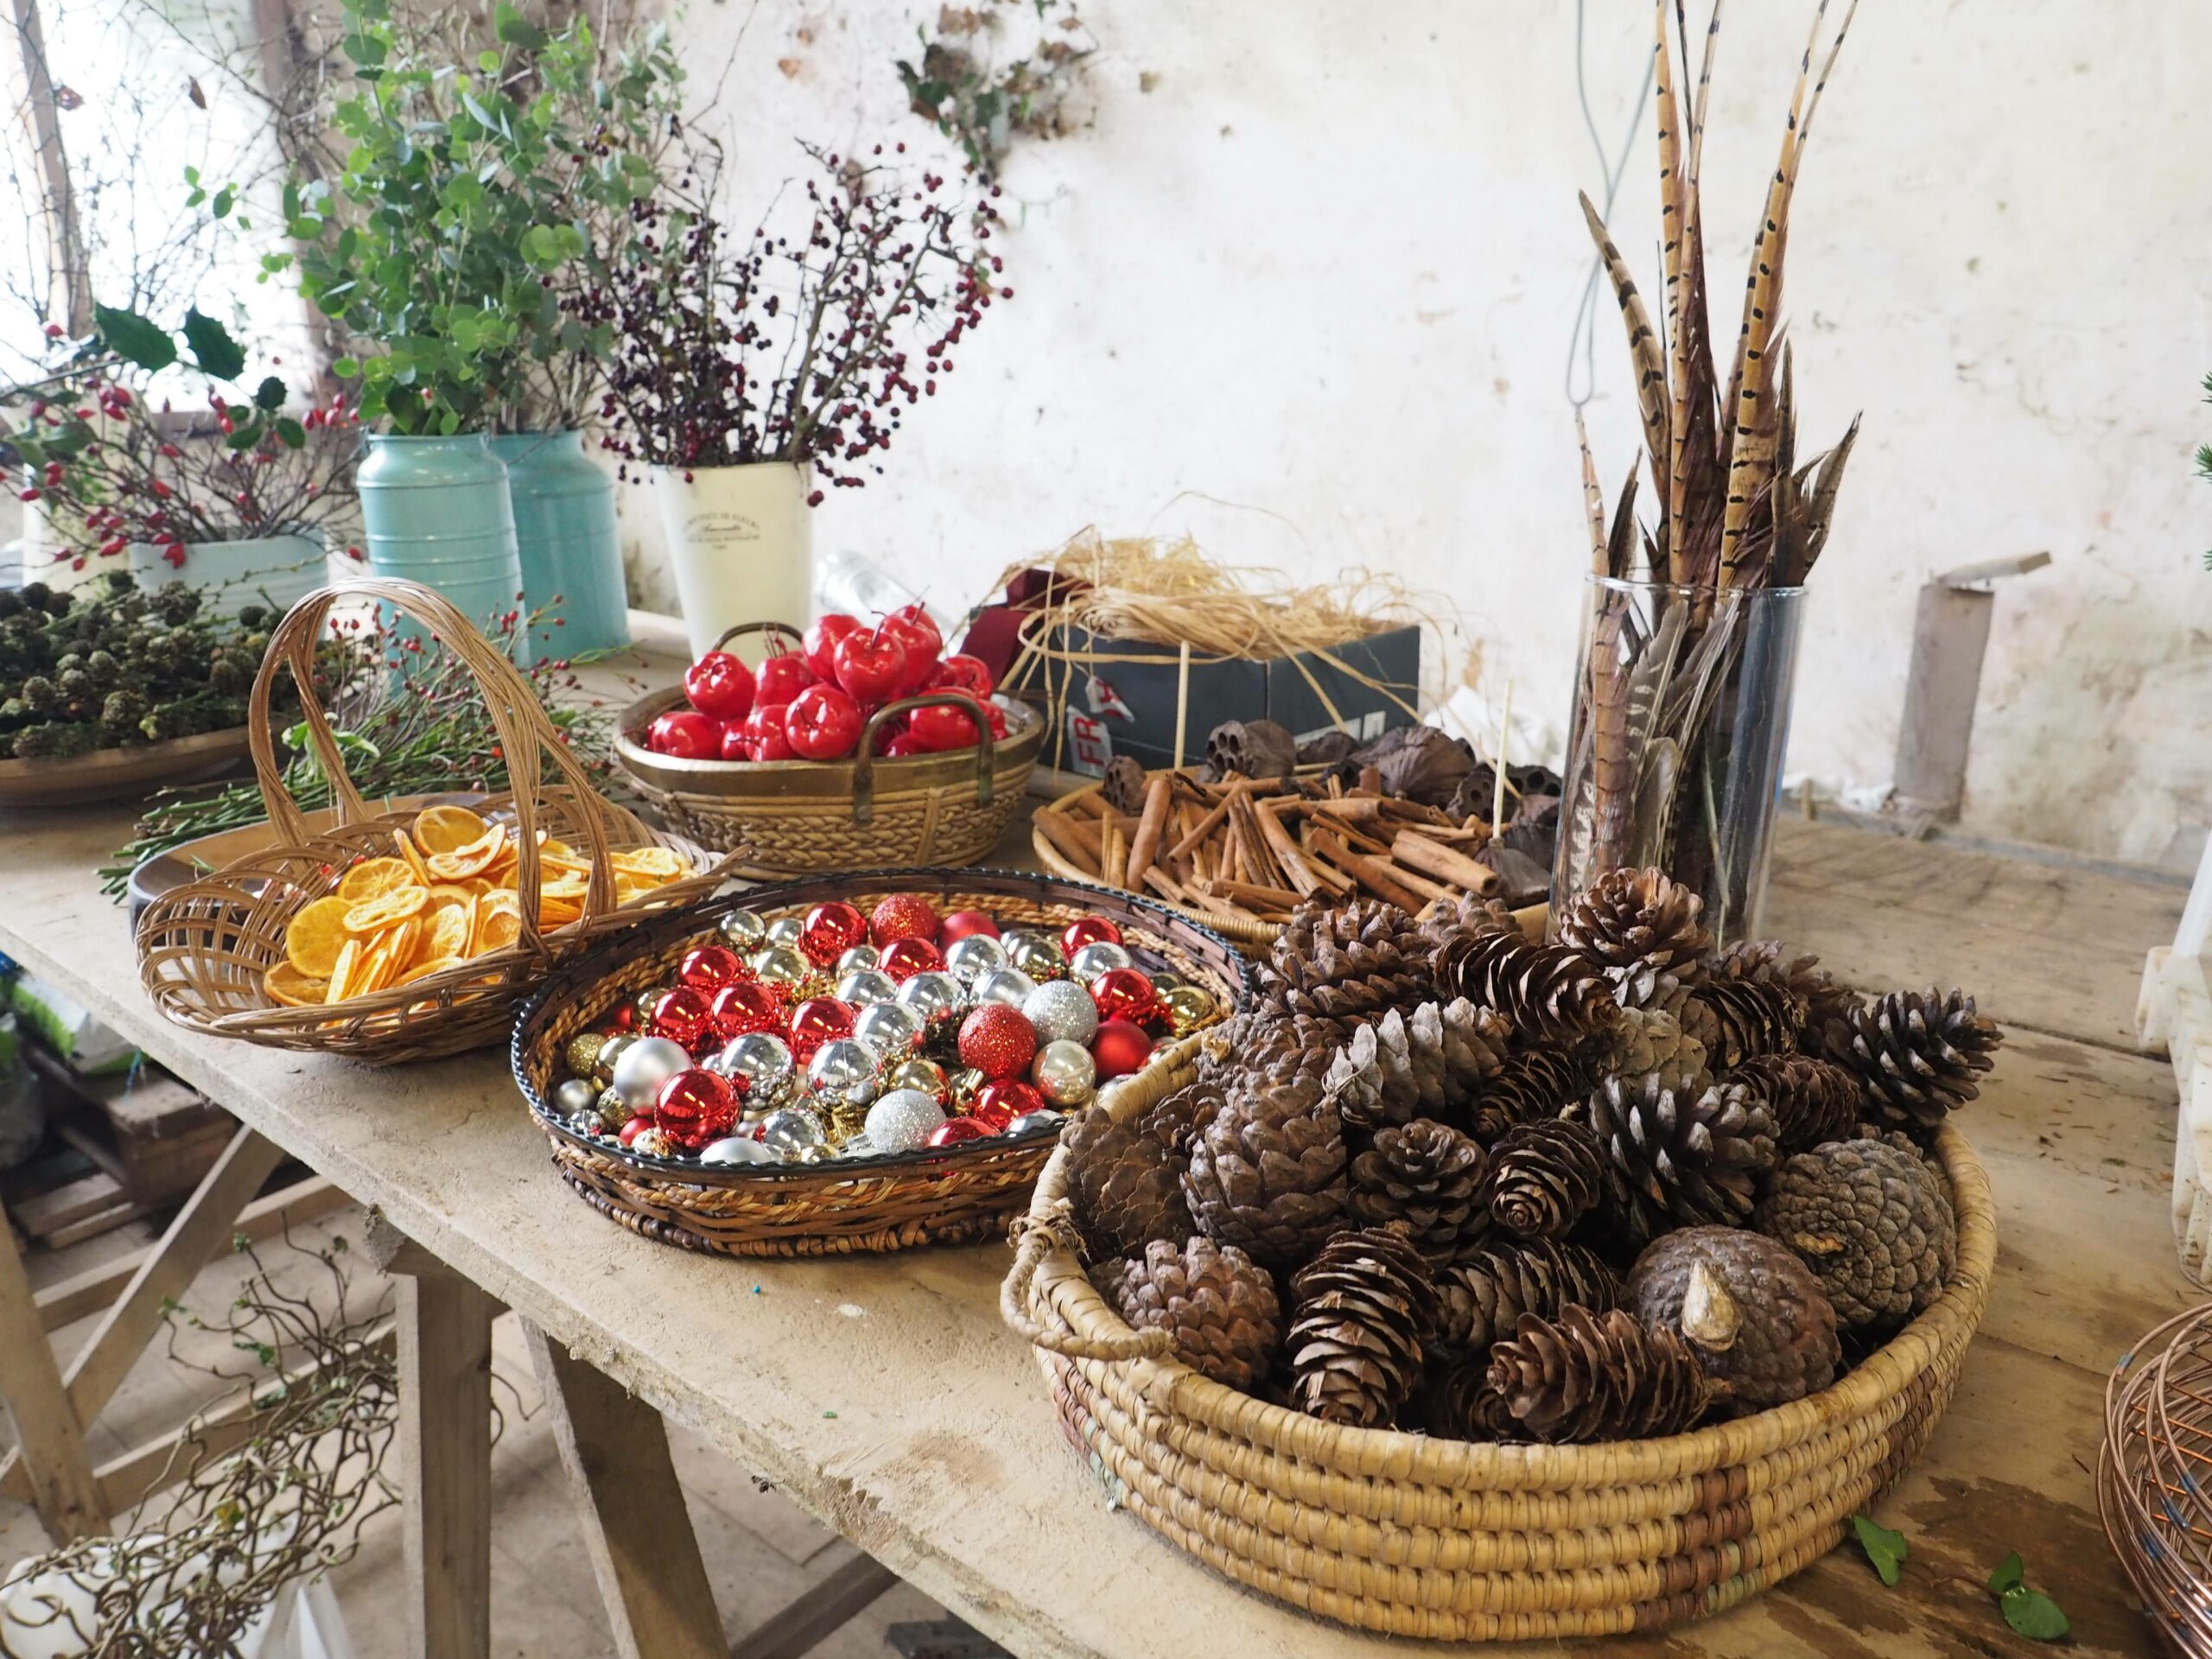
[355,434,525,654]
[488,431,629,657]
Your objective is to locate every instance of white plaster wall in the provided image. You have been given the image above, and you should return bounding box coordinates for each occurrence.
[620,0,2212,868]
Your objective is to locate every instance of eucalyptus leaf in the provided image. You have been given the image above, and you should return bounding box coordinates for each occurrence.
[1850,1515,1905,1587]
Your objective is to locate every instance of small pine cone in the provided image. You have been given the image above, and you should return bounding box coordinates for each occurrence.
[1692,976,1801,1071]
[1286,1224,1440,1427]
[1421,1351,1518,1440]
[1348,1119,1491,1263]
[1095,1236,1282,1392]
[1322,1001,1509,1133]
[1485,1118,1606,1240]
[1471,1047,1592,1142]
[1433,931,1620,1047]
[1586,1006,1709,1095]
[1182,1069,1349,1271]
[1822,988,2004,1139]
[1063,1081,1211,1256]
[1434,1237,1619,1350]
[1732,1052,1860,1153]
[1556,867,1712,1008]
[1576,1076,1780,1246]
[1484,1304,1712,1443]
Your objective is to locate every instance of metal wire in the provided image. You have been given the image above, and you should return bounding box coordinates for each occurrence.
[2100,1301,2212,1656]
[1564,0,1658,410]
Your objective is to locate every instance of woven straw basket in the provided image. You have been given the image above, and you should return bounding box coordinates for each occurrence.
[512,869,1254,1257]
[1003,1052,1997,1640]
[137,580,730,1065]
[613,621,1046,878]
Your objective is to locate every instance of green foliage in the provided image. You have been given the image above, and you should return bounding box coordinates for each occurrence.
[1850,1514,1906,1586]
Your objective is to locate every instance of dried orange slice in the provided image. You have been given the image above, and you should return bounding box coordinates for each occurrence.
[325,938,361,1004]
[421,902,469,963]
[336,856,413,904]
[426,823,507,881]
[283,895,354,978]
[344,886,429,935]
[611,847,685,884]
[393,829,434,886]
[413,804,490,855]
[264,961,329,1007]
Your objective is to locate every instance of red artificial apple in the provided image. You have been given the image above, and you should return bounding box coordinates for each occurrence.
[803,613,861,683]
[755,651,818,707]
[785,683,864,760]
[683,650,755,721]
[832,626,910,704]
[647,709,721,760]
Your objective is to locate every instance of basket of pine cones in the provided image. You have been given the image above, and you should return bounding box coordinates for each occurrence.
[1002,868,2002,1639]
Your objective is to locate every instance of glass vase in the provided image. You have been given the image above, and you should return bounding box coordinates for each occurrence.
[1550,575,1807,944]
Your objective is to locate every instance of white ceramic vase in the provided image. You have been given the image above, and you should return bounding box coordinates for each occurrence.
[651,461,812,658]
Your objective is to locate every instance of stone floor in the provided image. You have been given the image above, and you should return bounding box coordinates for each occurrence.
[2,1198,963,1657]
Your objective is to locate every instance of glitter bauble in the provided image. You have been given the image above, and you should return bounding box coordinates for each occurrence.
[714,1032,793,1099]
[939,909,1001,947]
[868,893,941,947]
[1021,979,1099,1048]
[750,944,810,990]
[1008,1109,1065,1137]
[701,1135,775,1166]
[718,907,767,950]
[552,1077,600,1118]
[1088,967,1157,1025]
[835,968,899,1007]
[896,970,965,1021]
[766,915,806,948]
[594,1087,628,1132]
[611,1036,690,1109]
[1160,982,1218,1035]
[852,1001,924,1058]
[630,1126,680,1160]
[944,933,1010,987]
[864,1089,946,1154]
[836,944,881,976]
[677,944,747,993]
[958,1003,1038,1080]
[564,1032,609,1082]
[787,997,856,1064]
[653,1068,737,1144]
[929,1117,990,1148]
[1006,931,1067,981]
[806,1039,879,1108]
[973,967,1037,1008]
[883,1056,951,1102]
[1030,1039,1096,1108]
[709,979,784,1040]
[1090,1017,1155,1080]
[800,901,868,967]
[877,937,946,982]
[1061,915,1124,956]
[649,986,715,1052]
[1069,941,1135,983]
[970,1078,1043,1132]
[760,1107,830,1160]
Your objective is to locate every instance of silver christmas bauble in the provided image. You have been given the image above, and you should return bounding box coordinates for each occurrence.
[750,944,810,988]
[1021,979,1100,1048]
[766,914,806,947]
[864,1088,946,1153]
[760,1106,829,1160]
[974,967,1038,1008]
[852,1001,924,1057]
[836,944,881,975]
[712,1032,793,1099]
[882,1056,950,1101]
[806,1039,879,1108]
[896,970,965,1020]
[835,968,899,1007]
[700,1134,775,1166]
[718,907,768,950]
[1006,931,1067,979]
[552,1077,600,1118]
[1030,1039,1097,1108]
[611,1036,690,1109]
[1008,1109,1066,1137]
[1069,941,1135,983]
[944,933,1009,987]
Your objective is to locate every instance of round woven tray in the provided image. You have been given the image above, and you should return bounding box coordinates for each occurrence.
[512,868,1255,1257]
[1002,1052,1997,1640]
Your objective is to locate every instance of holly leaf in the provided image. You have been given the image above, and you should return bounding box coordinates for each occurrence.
[2000,1586,2069,1642]
[92,302,177,372]
[253,375,287,410]
[182,308,246,379]
[1987,1552,2024,1597]
[1851,1515,1906,1587]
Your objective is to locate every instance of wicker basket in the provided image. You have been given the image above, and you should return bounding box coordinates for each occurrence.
[136,580,732,1065]
[1002,1052,1997,1640]
[612,621,1046,878]
[512,868,1255,1257]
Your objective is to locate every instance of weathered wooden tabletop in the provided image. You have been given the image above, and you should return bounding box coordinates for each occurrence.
[0,804,2190,1657]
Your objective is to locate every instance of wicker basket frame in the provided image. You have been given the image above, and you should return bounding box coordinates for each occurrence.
[136,580,731,1064]
[1003,1052,1997,1640]
[512,868,1255,1257]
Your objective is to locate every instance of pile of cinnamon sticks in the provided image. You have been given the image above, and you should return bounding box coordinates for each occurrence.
[1033,767,1500,931]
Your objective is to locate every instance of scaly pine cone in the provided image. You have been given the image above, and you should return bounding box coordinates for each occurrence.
[1576,1075,1780,1246]
[1094,1236,1282,1392]
[1484,1305,1712,1443]
[1321,1001,1509,1133]
[1484,1118,1606,1240]
[1063,1081,1212,1257]
[1555,867,1712,1008]
[1731,1052,1860,1153]
[1286,1224,1440,1427]
[1471,1047,1592,1142]
[1182,1062,1349,1271]
[1257,899,1431,1038]
[1433,930,1619,1048]
[1434,1237,1620,1350]
[1347,1118,1491,1263]
[1691,976,1801,1071]
[1821,988,2004,1139]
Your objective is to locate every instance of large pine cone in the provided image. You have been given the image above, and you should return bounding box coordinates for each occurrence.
[1692,976,1801,1071]
[1577,1076,1780,1245]
[1063,1081,1211,1257]
[1259,899,1433,1037]
[1348,1118,1490,1263]
[1286,1224,1440,1427]
[1484,1118,1606,1240]
[1732,1052,1860,1153]
[1822,988,2004,1138]
[1434,1237,1619,1350]
[1586,1006,1710,1094]
[1471,1047,1592,1142]
[1623,1226,1840,1417]
[1756,1138,1957,1329]
[1322,1001,1510,1133]
[1484,1305,1711,1443]
[1555,867,1711,1008]
[1433,931,1620,1047]
[1182,1064,1349,1271]
[1094,1236,1282,1392]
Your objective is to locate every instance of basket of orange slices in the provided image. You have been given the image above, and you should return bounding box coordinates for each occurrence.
[137,579,730,1064]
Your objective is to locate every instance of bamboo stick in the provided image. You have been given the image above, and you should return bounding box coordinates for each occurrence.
[1390,830,1501,896]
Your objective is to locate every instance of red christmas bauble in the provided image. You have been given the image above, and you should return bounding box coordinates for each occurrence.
[1089,966,1157,1025]
[618,1116,652,1147]
[938,909,1001,947]
[650,986,714,1052]
[652,1067,737,1147]
[969,1077,1043,1132]
[869,892,942,947]
[877,937,946,982]
[788,996,856,1063]
[799,901,868,967]
[958,1003,1038,1080]
[928,1116,991,1148]
[677,944,747,993]
[1061,915,1124,956]
[709,979,784,1040]
[1090,1017,1154,1080]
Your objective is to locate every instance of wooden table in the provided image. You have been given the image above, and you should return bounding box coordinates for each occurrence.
[0,804,2190,1657]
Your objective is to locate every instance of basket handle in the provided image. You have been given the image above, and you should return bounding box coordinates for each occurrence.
[709,620,805,658]
[852,691,995,827]
[999,1202,1173,1363]
[248,579,635,949]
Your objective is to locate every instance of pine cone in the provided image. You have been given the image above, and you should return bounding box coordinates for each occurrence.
[1258,899,1432,1037]
[1821,988,2003,1138]
[1586,1006,1710,1095]
[1183,1065,1349,1271]
[1348,1119,1491,1263]
[1556,867,1711,1008]
[1094,1236,1282,1392]
[1691,976,1801,1071]
[1484,1305,1711,1443]
[1485,1118,1606,1240]
[1321,1001,1509,1133]
[1433,931,1619,1047]
[1471,1047,1592,1142]
[1576,1076,1780,1245]
[1732,1052,1860,1153]
[1756,1138,1957,1329]
[1285,1224,1439,1427]
[1063,1082,1211,1257]
[1624,1227,1840,1417]
[1434,1237,1619,1350]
